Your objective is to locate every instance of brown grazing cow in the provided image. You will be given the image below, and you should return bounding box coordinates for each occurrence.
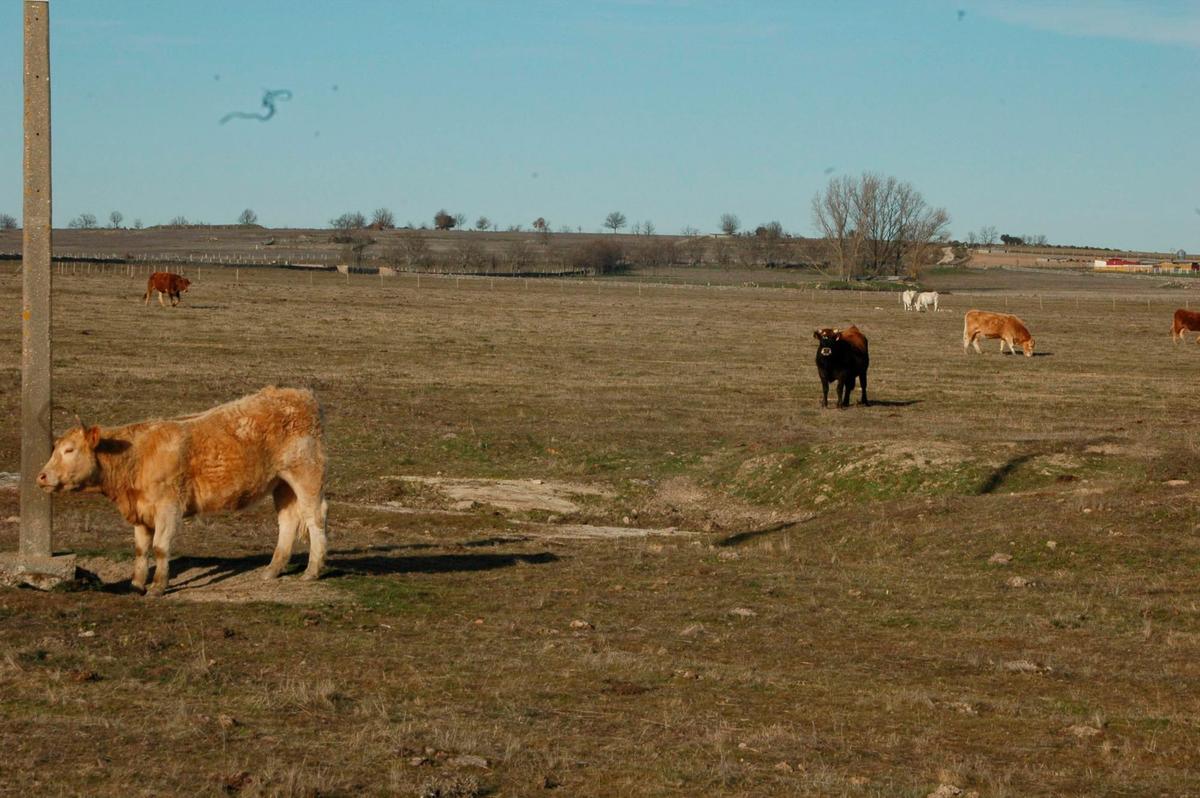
[37,387,328,595]
[1171,309,1200,344]
[963,310,1035,357]
[143,271,191,307]
[813,325,869,408]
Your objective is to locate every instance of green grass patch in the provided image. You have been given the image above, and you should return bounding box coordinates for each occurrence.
[335,574,430,614]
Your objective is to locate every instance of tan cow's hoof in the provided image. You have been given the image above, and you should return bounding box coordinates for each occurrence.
[260,568,281,581]
[145,583,166,597]
[299,571,321,582]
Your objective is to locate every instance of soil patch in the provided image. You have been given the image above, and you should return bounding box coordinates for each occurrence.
[392,476,612,514]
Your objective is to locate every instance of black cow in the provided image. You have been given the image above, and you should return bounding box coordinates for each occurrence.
[813,326,869,408]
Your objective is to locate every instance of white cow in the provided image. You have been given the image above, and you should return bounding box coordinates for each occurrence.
[914,291,939,312]
[900,289,917,311]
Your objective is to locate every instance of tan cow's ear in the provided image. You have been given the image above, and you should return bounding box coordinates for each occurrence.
[812,329,821,340]
[85,426,101,449]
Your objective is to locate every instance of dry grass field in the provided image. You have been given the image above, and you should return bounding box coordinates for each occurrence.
[2,262,1200,796]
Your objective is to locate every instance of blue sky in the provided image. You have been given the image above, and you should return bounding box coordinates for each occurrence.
[1,0,1197,251]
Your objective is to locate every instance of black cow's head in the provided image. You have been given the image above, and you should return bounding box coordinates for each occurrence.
[813,327,841,358]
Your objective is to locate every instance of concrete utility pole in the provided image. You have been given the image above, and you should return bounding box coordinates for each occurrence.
[1,0,75,587]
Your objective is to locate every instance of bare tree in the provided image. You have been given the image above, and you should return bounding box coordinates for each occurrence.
[132,219,143,230]
[720,213,740,236]
[108,211,123,229]
[238,208,258,225]
[434,210,456,230]
[811,176,865,278]
[398,230,431,268]
[977,225,998,246]
[371,208,395,230]
[568,239,624,275]
[642,220,656,236]
[901,205,951,278]
[455,238,485,270]
[680,225,699,237]
[453,212,467,229]
[532,217,549,233]
[475,216,491,231]
[69,213,98,229]
[680,235,707,266]
[811,172,949,279]
[330,212,366,230]
[863,174,950,276]
[604,211,626,233]
[754,221,786,265]
[168,215,189,226]
[505,238,532,272]
[0,213,18,230]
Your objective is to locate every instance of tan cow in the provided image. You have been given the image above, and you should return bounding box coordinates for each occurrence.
[143,271,191,307]
[37,387,327,595]
[963,310,1035,357]
[1171,309,1200,344]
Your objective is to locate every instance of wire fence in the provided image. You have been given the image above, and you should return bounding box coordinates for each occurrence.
[4,258,1198,315]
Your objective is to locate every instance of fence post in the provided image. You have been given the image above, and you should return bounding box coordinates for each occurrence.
[3,0,74,587]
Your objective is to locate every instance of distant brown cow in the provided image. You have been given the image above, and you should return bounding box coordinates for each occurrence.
[37,387,328,595]
[1172,309,1200,344]
[143,271,191,307]
[963,310,1034,357]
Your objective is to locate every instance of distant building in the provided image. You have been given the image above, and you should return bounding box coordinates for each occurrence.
[1093,257,1200,274]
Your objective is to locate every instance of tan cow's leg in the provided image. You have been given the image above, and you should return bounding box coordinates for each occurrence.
[972,334,982,354]
[264,482,301,580]
[147,504,182,596]
[157,290,166,308]
[300,496,329,581]
[131,524,152,593]
[284,469,327,581]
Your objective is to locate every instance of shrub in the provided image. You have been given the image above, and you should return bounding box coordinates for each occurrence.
[568,239,625,275]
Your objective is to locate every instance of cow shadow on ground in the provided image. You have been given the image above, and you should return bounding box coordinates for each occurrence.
[1000,351,1053,357]
[976,453,1037,495]
[94,539,555,594]
[716,517,813,548]
[866,399,922,408]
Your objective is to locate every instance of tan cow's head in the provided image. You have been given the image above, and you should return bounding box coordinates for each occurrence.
[1021,337,1035,357]
[177,277,191,292]
[37,424,102,493]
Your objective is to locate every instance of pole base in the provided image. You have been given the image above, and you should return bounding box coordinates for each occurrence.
[0,553,78,590]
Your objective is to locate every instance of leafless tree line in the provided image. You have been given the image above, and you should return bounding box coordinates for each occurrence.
[811,172,950,279]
